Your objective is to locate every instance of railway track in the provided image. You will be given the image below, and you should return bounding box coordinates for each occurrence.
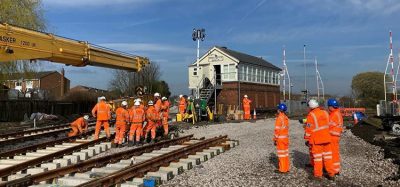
[2,135,238,187]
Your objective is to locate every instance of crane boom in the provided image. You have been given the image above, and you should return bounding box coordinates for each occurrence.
[0,23,149,71]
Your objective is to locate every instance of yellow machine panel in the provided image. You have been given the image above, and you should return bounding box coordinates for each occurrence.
[0,23,149,71]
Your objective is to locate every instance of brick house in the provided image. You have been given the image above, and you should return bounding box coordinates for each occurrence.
[188,46,281,110]
[1,70,70,99]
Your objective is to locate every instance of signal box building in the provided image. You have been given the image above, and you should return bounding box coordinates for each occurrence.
[188,46,281,110]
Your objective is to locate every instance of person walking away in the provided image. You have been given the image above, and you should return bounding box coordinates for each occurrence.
[144,100,160,143]
[154,93,162,127]
[327,98,343,175]
[68,115,89,137]
[304,99,335,180]
[161,96,170,137]
[113,101,129,147]
[91,96,111,140]
[273,104,290,173]
[243,95,252,120]
[128,100,145,146]
[178,95,186,117]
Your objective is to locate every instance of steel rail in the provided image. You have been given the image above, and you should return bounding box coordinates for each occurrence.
[0,123,96,148]
[78,135,228,187]
[0,132,113,180]
[0,124,70,139]
[2,135,194,187]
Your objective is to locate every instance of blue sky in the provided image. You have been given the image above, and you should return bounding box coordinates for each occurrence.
[41,0,400,96]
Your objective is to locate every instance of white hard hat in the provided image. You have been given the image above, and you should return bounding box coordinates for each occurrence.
[137,98,142,102]
[308,99,319,109]
[179,95,183,98]
[154,93,160,97]
[134,101,140,106]
[244,95,248,98]
[121,101,128,106]
[100,96,106,100]
[162,96,167,101]
[83,115,89,120]
[148,100,154,105]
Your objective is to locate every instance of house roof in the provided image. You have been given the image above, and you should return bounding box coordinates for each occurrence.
[1,71,67,80]
[215,46,281,70]
[71,85,108,93]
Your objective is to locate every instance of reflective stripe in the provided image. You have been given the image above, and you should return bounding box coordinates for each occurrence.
[305,133,311,137]
[334,168,340,172]
[333,162,340,166]
[278,154,289,157]
[314,158,322,162]
[323,156,333,159]
[322,152,332,155]
[330,131,341,136]
[313,154,322,157]
[277,150,288,153]
[312,125,329,132]
[277,135,288,139]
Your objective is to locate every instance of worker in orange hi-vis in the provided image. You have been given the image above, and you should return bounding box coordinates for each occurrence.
[128,100,145,146]
[154,93,162,127]
[305,99,336,181]
[242,95,252,120]
[144,100,160,144]
[91,96,111,140]
[68,115,89,137]
[161,96,170,137]
[327,98,343,175]
[273,103,290,173]
[113,101,129,148]
[178,95,186,116]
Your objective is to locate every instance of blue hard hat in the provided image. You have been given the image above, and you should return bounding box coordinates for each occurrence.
[327,98,339,108]
[277,103,287,112]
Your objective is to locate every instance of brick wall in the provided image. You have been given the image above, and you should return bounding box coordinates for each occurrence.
[40,73,70,99]
[217,81,280,109]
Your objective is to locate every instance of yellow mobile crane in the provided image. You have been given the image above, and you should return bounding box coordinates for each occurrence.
[0,23,149,71]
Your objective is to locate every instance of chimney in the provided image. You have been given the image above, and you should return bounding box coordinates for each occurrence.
[60,68,65,97]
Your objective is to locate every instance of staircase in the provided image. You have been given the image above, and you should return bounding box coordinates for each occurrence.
[199,82,215,103]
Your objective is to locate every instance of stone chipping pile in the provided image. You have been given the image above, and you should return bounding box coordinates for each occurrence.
[160,119,400,187]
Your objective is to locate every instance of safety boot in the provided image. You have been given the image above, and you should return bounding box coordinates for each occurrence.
[327,175,335,181]
[150,139,155,144]
[128,141,135,147]
[309,176,323,181]
[111,142,117,148]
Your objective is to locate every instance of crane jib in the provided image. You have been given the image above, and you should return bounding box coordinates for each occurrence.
[0,35,16,43]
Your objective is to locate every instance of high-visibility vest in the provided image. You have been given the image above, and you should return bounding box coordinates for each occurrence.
[92,101,110,121]
[305,108,331,145]
[274,113,289,141]
[71,117,87,131]
[155,99,162,113]
[115,107,128,125]
[329,109,343,137]
[162,100,170,117]
[179,98,186,107]
[129,107,145,124]
[146,106,159,122]
[243,98,251,107]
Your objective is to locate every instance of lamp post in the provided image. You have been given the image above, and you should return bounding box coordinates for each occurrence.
[192,28,205,99]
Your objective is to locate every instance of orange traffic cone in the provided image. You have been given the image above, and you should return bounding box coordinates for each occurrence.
[253,109,257,119]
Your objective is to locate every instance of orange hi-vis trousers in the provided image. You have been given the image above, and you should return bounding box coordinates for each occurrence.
[94,120,110,140]
[114,124,126,144]
[309,144,314,166]
[145,121,157,140]
[129,123,143,142]
[312,143,335,177]
[179,105,185,116]
[276,141,290,172]
[331,136,341,173]
[243,106,251,120]
[162,114,168,135]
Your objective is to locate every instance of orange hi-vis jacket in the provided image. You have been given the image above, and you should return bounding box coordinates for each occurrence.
[92,101,111,121]
[179,98,186,108]
[329,109,343,137]
[115,107,129,126]
[154,99,162,113]
[130,107,145,124]
[71,117,87,132]
[304,108,331,145]
[146,106,159,123]
[243,98,252,107]
[274,113,289,142]
[161,100,170,117]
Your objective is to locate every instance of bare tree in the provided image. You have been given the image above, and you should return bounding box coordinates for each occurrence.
[109,62,163,96]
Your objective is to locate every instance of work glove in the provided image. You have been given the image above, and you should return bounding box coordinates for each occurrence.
[305,141,310,147]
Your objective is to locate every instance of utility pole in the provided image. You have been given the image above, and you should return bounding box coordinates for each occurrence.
[192,28,206,99]
[281,46,291,101]
[301,44,308,103]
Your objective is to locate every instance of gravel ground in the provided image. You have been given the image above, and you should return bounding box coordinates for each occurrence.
[161,119,400,187]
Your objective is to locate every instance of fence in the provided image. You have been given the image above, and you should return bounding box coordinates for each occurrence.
[0,100,96,122]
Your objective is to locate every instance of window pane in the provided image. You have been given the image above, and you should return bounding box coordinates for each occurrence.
[229,65,235,80]
[223,65,228,80]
